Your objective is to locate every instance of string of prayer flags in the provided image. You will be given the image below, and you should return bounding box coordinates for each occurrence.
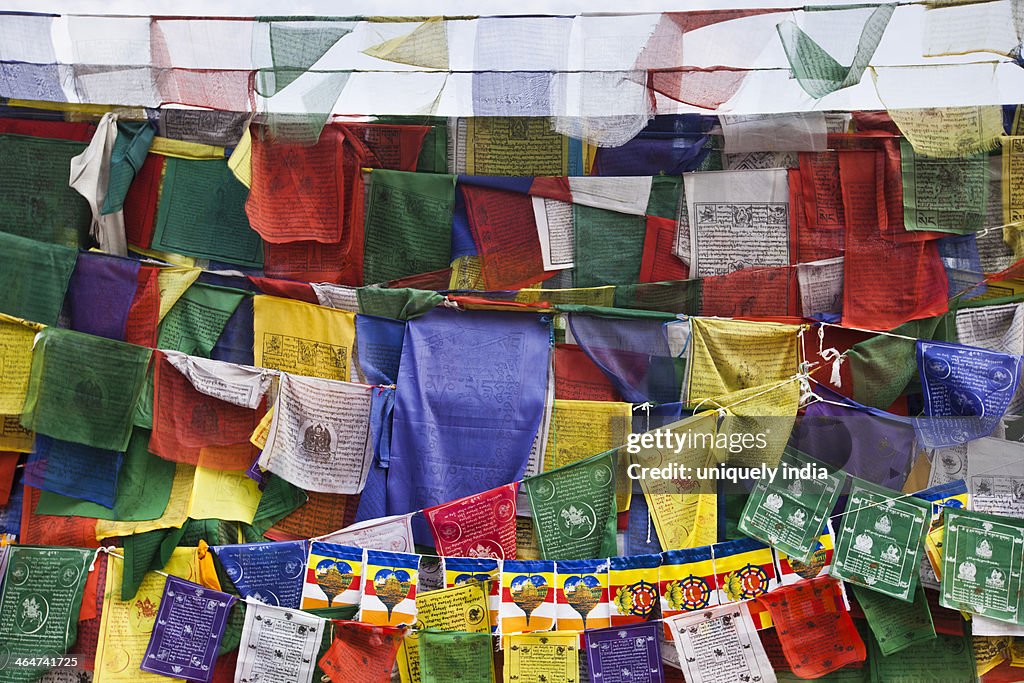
[583,621,663,683]
[500,559,557,634]
[387,309,549,540]
[665,602,777,683]
[234,602,324,683]
[851,584,936,655]
[360,549,419,627]
[140,576,236,682]
[423,483,518,560]
[660,547,718,628]
[252,295,355,381]
[940,507,1024,625]
[319,620,405,683]
[0,231,78,326]
[419,630,495,683]
[831,477,932,602]
[608,553,662,627]
[300,541,363,611]
[503,631,579,683]
[21,326,152,452]
[738,448,846,563]
[554,559,610,631]
[522,450,618,561]
[258,373,374,495]
[756,575,866,678]
[212,540,307,609]
[0,546,95,683]
[916,340,1022,448]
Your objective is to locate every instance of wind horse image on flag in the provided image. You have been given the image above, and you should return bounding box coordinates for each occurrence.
[4,4,1024,682]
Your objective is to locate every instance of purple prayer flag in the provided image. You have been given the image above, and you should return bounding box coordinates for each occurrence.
[584,621,664,683]
[386,309,550,543]
[792,387,917,492]
[67,251,140,340]
[141,576,236,682]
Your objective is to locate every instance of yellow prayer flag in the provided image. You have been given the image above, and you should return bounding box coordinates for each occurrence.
[94,548,202,683]
[502,631,579,683]
[188,466,263,524]
[0,314,43,414]
[398,581,492,683]
[227,126,253,189]
[95,464,195,539]
[250,405,274,449]
[687,317,802,402]
[253,295,356,381]
[887,105,1004,158]
[155,265,203,321]
[515,286,615,307]
[149,136,226,160]
[449,255,485,290]
[363,17,449,70]
[710,380,800,468]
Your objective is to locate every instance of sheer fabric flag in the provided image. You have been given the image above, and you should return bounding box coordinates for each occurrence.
[140,576,236,682]
[424,483,518,560]
[22,327,152,452]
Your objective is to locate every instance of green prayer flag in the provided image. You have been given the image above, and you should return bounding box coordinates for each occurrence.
[22,327,152,452]
[847,314,953,408]
[151,158,264,268]
[120,526,185,600]
[777,4,895,99]
[852,585,936,656]
[356,287,444,320]
[306,604,361,621]
[250,474,309,537]
[362,169,456,285]
[738,448,846,563]
[0,231,78,326]
[573,204,645,288]
[0,133,91,247]
[869,631,976,683]
[901,139,988,234]
[102,121,155,215]
[255,18,353,96]
[419,630,495,683]
[645,176,682,220]
[613,280,702,315]
[35,428,175,521]
[830,477,931,602]
[940,507,1024,625]
[0,546,95,682]
[156,283,247,357]
[522,450,618,561]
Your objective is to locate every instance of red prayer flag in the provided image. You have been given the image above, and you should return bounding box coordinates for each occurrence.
[424,483,518,560]
[319,620,405,683]
[756,576,866,679]
[640,215,689,283]
[462,185,548,290]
